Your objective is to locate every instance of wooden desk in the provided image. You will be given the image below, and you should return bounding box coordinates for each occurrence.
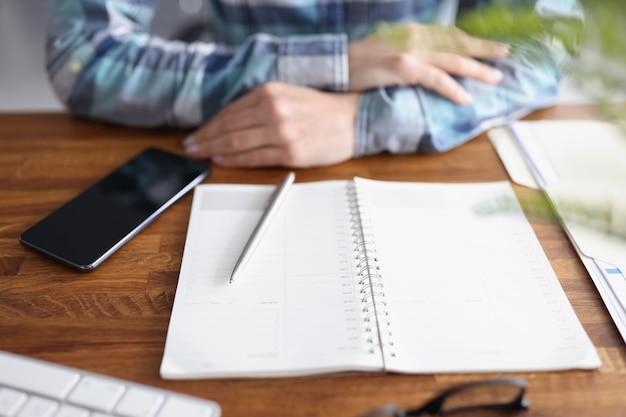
[1,107,625,417]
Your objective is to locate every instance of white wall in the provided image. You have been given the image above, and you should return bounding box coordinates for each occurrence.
[0,0,61,111]
[0,0,205,112]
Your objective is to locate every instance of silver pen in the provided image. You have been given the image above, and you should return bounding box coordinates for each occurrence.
[230,172,295,283]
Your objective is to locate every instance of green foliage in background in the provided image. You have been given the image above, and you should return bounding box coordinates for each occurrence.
[456,3,582,57]
[458,1,626,239]
[575,0,626,120]
[457,0,626,120]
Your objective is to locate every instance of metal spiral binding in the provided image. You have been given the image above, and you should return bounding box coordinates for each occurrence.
[346,182,395,358]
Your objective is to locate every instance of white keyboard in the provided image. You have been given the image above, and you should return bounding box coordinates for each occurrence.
[0,350,220,417]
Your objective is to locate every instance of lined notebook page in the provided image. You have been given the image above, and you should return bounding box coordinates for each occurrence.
[160,181,381,379]
[355,179,600,373]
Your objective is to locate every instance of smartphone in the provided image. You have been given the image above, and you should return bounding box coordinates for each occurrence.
[19,148,211,271]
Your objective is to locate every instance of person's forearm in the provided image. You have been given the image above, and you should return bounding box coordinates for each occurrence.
[47,1,274,127]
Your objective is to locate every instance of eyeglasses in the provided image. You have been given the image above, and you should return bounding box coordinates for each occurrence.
[359,378,529,416]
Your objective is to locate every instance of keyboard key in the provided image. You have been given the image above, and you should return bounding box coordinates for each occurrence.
[67,376,126,412]
[0,354,79,400]
[17,396,58,417]
[157,396,220,417]
[53,404,90,417]
[114,387,164,417]
[0,351,220,417]
[0,387,27,417]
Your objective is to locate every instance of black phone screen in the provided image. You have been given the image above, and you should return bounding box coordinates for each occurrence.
[19,148,211,271]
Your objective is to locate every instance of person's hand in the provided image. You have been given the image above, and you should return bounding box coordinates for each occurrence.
[183,82,359,168]
[347,22,510,104]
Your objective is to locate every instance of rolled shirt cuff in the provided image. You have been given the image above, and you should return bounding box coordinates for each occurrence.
[277,33,348,92]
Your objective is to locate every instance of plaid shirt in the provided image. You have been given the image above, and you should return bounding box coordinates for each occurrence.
[46,0,581,157]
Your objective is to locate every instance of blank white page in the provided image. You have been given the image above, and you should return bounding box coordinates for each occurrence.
[160,181,381,379]
[354,178,600,373]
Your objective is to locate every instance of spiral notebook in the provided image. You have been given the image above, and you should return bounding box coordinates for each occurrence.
[160,178,600,379]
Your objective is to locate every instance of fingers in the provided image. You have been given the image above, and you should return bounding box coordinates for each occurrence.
[454,31,510,58]
[183,83,358,168]
[424,53,504,84]
[388,23,509,58]
[414,55,507,104]
[410,63,473,105]
[185,122,282,160]
[193,89,267,138]
[430,26,509,58]
[184,84,288,158]
[369,53,490,105]
[183,83,308,166]
[350,23,508,98]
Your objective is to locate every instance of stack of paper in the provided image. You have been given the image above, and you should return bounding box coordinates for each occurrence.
[489,120,626,342]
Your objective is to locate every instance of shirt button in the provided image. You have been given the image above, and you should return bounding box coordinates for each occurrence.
[69,61,82,73]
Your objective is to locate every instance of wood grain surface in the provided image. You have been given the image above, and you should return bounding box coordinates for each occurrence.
[1,107,625,417]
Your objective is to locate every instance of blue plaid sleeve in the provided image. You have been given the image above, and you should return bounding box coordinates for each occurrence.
[46,0,348,128]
